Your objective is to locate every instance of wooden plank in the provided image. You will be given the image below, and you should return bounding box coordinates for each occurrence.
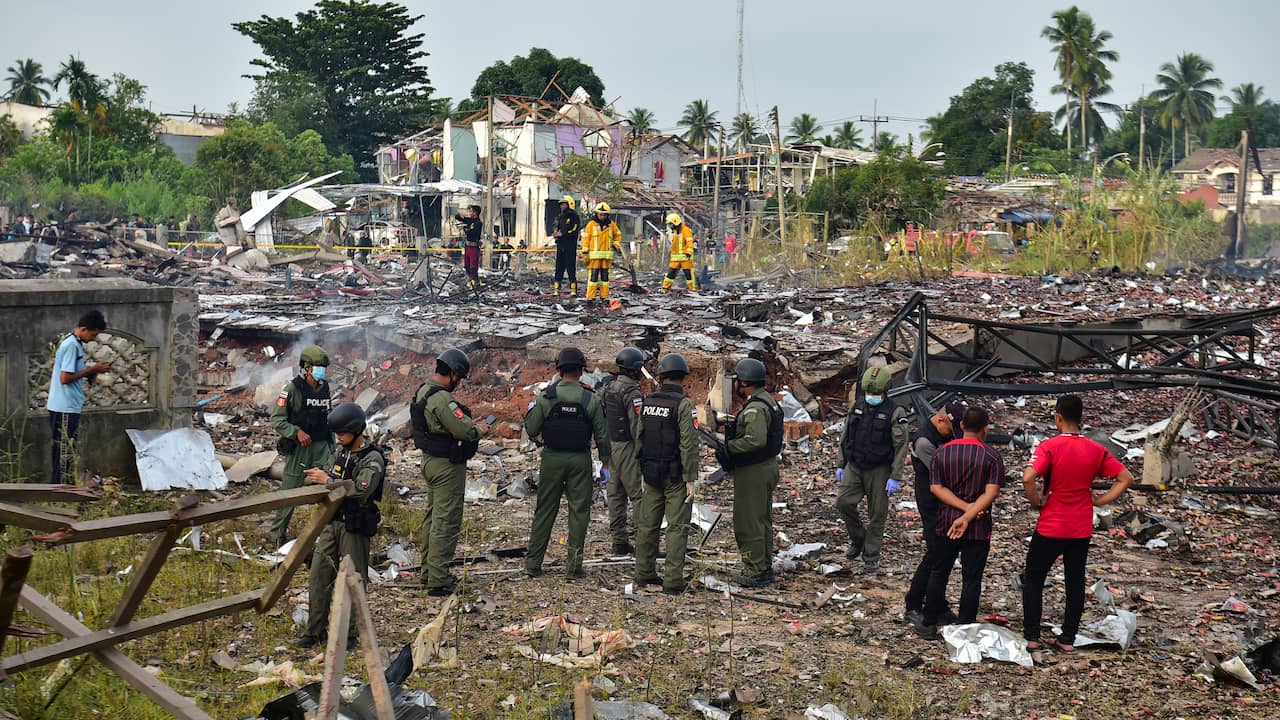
[0,501,71,533]
[44,485,334,545]
[0,546,34,655]
[318,557,355,720]
[3,590,260,674]
[108,526,179,627]
[0,484,99,503]
[257,485,348,612]
[347,572,395,720]
[14,587,214,720]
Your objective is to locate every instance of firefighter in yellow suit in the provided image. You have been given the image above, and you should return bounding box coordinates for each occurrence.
[581,202,622,300]
[662,212,698,292]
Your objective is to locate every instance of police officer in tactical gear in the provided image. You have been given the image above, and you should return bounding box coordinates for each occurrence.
[294,402,386,649]
[524,347,611,578]
[270,345,334,547]
[633,353,700,593]
[720,357,784,587]
[410,348,489,596]
[602,347,647,555]
[836,366,911,574]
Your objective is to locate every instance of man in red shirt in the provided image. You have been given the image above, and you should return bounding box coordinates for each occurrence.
[916,406,1005,638]
[1021,395,1133,651]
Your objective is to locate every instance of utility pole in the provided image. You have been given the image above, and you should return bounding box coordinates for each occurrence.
[713,124,725,248]
[484,95,495,269]
[1234,128,1249,263]
[860,99,888,152]
[736,0,745,119]
[1137,84,1146,171]
[1004,87,1015,182]
[770,106,786,245]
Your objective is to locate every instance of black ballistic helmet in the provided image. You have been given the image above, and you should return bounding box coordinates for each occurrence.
[555,346,588,371]
[734,358,767,384]
[615,346,645,372]
[437,347,471,378]
[328,402,367,435]
[657,353,690,378]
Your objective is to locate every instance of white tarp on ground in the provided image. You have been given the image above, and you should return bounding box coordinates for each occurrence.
[126,428,229,491]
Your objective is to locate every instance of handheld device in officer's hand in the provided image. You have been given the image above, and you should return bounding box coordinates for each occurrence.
[485,414,497,425]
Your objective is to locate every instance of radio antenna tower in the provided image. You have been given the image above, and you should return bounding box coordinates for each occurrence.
[736,0,745,118]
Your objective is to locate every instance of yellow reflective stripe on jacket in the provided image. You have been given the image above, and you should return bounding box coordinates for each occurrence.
[588,250,614,260]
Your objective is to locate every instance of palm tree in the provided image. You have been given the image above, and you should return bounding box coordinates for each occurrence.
[874,131,901,154]
[53,55,102,110]
[1068,19,1118,157]
[626,107,656,138]
[730,112,759,150]
[1043,6,1088,156]
[679,99,718,154]
[830,121,864,150]
[1052,82,1121,149]
[786,113,822,143]
[1154,52,1222,162]
[5,58,51,105]
[1230,83,1265,112]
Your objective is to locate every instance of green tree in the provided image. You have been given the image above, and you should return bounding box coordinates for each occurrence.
[5,58,51,105]
[102,74,161,151]
[1154,52,1222,162]
[468,47,605,107]
[679,99,718,154]
[1206,83,1280,147]
[556,153,620,203]
[244,70,327,139]
[926,62,1059,175]
[626,107,655,138]
[1052,81,1121,149]
[191,120,354,206]
[730,112,759,150]
[234,0,437,180]
[873,131,903,155]
[805,156,945,232]
[0,114,22,158]
[1042,7,1118,158]
[787,113,822,143]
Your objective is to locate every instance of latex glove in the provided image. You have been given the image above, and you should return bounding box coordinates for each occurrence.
[526,400,536,411]
[599,467,611,485]
[886,478,901,495]
[836,468,845,483]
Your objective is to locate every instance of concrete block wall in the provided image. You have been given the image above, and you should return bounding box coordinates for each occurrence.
[0,279,197,480]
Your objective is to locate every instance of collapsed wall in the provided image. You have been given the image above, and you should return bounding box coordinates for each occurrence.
[0,279,199,480]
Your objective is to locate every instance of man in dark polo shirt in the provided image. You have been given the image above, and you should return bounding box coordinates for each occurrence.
[915,406,1005,638]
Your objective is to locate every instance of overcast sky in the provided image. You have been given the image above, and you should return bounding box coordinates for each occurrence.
[7,1,1279,145]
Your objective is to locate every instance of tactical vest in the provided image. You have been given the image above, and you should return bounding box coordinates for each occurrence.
[637,387,684,488]
[332,444,385,536]
[410,384,480,463]
[728,394,784,468]
[842,398,898,470]
[290,376,332,437]
[541,381,593,451]
[602,378,638,443]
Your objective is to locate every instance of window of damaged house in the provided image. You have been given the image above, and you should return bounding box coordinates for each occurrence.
[1222,173,1236,193]
[1265,174,1274,196]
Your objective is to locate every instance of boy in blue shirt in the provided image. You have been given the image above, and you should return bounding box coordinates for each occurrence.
[46,310,110,484]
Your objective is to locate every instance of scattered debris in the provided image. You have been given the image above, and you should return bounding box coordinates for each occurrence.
[125,428,228,491]
[941,623,1034,667]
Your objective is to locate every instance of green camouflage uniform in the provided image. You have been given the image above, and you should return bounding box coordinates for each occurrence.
[633,386,699,589]
[413,380,480,589]
[306,441,385,641]
[524,379,611,576]
[727,388,782,577]
[269,376,333,544]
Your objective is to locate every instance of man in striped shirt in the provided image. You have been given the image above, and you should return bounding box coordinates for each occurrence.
[916,406,1005,638]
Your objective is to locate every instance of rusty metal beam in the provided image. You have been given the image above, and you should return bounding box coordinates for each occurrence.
[0,546,33,656]
[108,526,179,627]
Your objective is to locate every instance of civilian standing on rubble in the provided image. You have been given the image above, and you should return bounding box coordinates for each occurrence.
[602,347,647,555]
[661,213,698,292]
[718,358,783,587]
[269,345,334,548]
[836,366,910,575]
[581,202,622,302]
[295,403,385,650]
[914,406,1004,639]
[524,347,611,579]
[904,403,966,627]
[1020,395,1133,652]
[552,195,581,296]
[46,310,111,484]
[410,348,488,596]
[455,205,483,292]
[633,354,699,593]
